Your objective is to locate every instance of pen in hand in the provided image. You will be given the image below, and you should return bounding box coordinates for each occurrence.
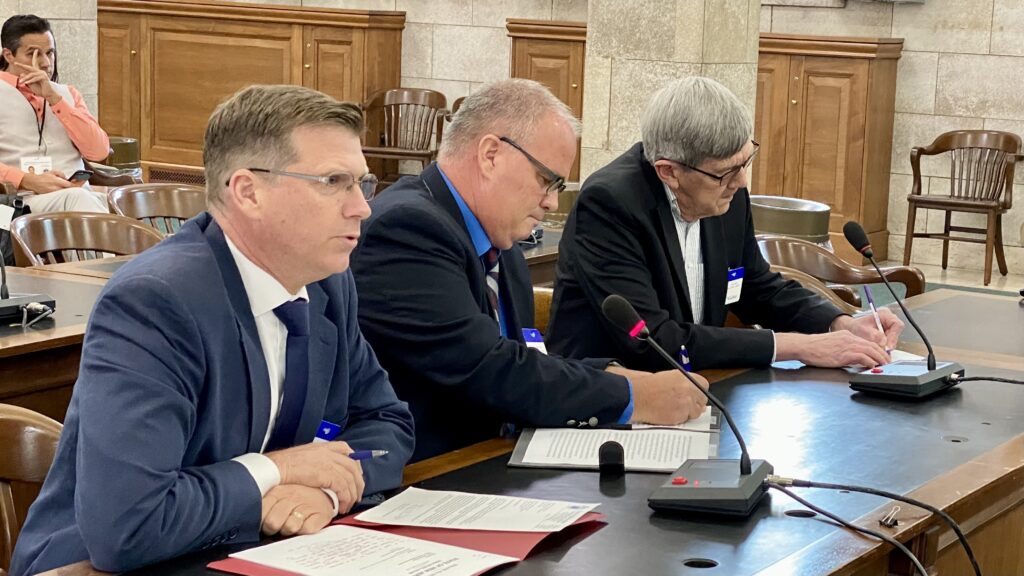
[349,450,388,461]
[863,285,891,353]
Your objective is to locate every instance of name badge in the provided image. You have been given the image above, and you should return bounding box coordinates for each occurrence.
[0,204,14,232]
[20,156,53,175]
[313,420,342,443]
[522,328,548,355]
[725,267,744,305]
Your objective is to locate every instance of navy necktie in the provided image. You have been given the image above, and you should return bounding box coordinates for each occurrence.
[266,299,310,451]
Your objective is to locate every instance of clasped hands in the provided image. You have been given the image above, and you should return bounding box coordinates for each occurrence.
[260,441,365,537]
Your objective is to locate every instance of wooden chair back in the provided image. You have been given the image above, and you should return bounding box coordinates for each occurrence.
[446,96,466,122]
[365,88,448,152]
[109,184,206,234]
[772,265,859,315]
[533,286,554,336]
[0,405,62,572]
[10,212,165,266]
[911,130,1021,208]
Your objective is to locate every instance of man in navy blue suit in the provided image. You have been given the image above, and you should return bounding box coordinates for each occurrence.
[11,85,414,575]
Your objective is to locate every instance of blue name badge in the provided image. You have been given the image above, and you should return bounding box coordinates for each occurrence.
[314,420,342,443]
[725,266,745,305]
[522,328,548,355]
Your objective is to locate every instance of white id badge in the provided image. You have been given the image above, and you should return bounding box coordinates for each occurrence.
[725,266,744,305]
[0,204,14,231]
[20,156,53,174]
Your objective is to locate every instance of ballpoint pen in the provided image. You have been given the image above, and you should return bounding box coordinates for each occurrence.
[862,285,890,353]
[349,450,389,461]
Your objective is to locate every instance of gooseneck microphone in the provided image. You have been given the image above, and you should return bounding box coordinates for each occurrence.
[842,221,964,398]
[601,294,772,516]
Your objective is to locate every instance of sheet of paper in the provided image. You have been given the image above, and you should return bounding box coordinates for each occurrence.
[520,426,711,473]
[773,350,925,373]
[355,487,598,533]
[633,406,713,431]
[230,524,517,576]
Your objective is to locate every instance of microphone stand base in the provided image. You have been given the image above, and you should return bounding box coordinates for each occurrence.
[0,293,57,321]
[849,360,965,399]
[649,459,773,517]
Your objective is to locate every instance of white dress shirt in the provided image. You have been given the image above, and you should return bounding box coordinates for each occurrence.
[224,236,338,512]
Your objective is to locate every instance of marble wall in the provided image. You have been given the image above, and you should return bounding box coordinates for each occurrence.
[579,0,762,182]
[1,0,98,115]
[762,0,1024,274]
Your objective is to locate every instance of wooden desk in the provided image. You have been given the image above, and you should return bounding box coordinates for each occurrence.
[1,268,105,422]
[38,256,134,280]
[37,292,1024,576]
[521,228,560,286]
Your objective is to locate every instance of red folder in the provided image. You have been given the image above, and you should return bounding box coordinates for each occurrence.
[208,512,605,576]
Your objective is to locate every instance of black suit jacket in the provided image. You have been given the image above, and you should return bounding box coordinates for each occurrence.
[547,143,843,371]
[352,164,630,461]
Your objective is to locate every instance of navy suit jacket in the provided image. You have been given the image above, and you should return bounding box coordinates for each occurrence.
[11,213,414,575]
[351,164,629,462]
[547,143,844,371]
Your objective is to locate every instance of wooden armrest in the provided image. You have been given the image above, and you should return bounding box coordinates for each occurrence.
[36,560,111,576]
[876,264,926,297]
[84,160,142,187]
[2,180,16,195]
[825,283,862,308]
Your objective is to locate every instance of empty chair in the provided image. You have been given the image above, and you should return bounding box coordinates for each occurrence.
[10,212,164,266]
[903,130,1021,286]
[109,184,206,234]
[361,88,448,188]
[0,404,62,573]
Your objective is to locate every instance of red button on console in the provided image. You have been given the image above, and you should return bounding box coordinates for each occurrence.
[871,368,883,373]
[671,476,688,485]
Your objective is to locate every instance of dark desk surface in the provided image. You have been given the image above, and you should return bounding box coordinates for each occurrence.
[520,228,560,265]
[1,267,104,357]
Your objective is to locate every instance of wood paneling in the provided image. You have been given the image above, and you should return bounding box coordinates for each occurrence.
[755,34,902,263]
[97,0,404,179]
[508,20,585,182]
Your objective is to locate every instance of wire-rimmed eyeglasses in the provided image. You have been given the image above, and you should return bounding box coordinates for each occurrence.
[499,136,567,196]
[228,168,379,200]
[669,141,759,187]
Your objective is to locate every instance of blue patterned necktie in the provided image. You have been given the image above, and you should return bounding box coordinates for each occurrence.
[483,247,501,324]
[265,299,310,451]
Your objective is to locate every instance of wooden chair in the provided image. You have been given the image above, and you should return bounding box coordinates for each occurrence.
[10,212,164,266]
[904,130,1022,286]
[758,234,926,308]
[771,265,859,315]
[446,96,465,122]
[1,162,139,195]
[109,184,206,234]
[361,88,448,186]
[533,286,554,336]
[0,404,62,573]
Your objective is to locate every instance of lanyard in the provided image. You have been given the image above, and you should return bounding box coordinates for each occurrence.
[21,90,47,152]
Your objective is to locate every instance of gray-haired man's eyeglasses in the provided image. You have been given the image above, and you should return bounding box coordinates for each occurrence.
[228,168,379,200]
[499,136,567,196]
[671,140,759,187]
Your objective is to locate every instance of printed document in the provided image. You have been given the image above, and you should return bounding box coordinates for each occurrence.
[517,427,711,472]
[229,524,517,576]
[355,487,598,532]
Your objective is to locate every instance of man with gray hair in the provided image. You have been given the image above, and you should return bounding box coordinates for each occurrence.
[547,76,904,371]
[352,79,709,461]
[12,85,414,575]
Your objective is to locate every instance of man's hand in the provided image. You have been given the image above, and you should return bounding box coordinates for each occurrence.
[627,369,709,425]
[20,170,72,194]
[10,52,59,104]
[831,310,904,351]
[266,441,365,512]
[260,484,335,537]
[776,330,890,368]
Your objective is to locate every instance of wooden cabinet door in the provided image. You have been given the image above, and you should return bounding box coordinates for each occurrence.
[140,16,301,166]
[97,12,140,139]
[511,38,584,181]
[752,53,790,198]
[783,56,869,233]
[302,26,365,103]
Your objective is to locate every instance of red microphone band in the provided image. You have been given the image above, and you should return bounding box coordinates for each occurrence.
[858,244,872,255]
[628,319,647,339]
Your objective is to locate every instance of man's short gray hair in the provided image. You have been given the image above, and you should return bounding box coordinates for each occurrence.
[439,79,581,160]
[640,76,752,167]
[203,85,364,205]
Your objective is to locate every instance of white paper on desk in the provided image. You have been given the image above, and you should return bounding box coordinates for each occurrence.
[520,428,711,473]
[842,349,925,373]
[230,524,517,576]
[356,487,598,532]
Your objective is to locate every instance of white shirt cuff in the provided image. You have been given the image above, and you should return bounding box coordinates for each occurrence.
[232,452,281,497]
[770,330,777,363]
[321,488,340,516]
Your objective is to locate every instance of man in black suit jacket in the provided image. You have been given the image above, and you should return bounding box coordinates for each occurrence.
[352,79,709,461]
[548,77,903,372]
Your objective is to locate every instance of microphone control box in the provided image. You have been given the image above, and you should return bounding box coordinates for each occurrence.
[0,293,57,321]
[649,459,773,516]
[849,360,964,399]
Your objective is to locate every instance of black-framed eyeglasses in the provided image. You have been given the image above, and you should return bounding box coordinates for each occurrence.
[671,140,760,187]
[499,136,567,196]
[228,168,379,200]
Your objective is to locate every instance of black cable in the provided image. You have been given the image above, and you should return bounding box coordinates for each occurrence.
[783,478,981,576]
[767,483,928,576]
[955,376,1024,386]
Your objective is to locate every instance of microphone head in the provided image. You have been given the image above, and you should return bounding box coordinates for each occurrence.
[598,440,625,476]
[843,221,874,259]
[601,294,649,339]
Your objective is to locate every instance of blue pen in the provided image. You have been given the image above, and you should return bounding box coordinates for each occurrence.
[863,286,891,353]
[349,450,389,461]
[678,345,693,371]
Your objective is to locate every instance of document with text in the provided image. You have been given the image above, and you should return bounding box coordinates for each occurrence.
[511,427,713,473]
[226,524,517,576]
[355,487,599,532]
